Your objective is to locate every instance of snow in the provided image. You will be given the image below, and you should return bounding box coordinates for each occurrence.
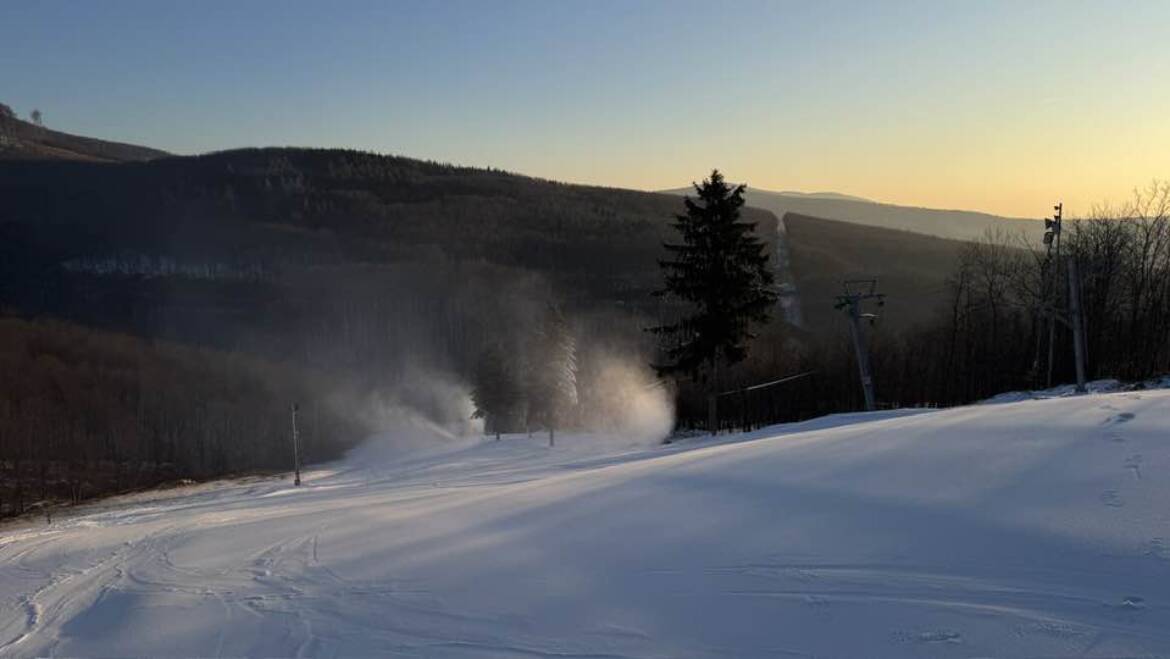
[981,375,1170,405]
[3,391,1170,657]
[981,379,1125,404]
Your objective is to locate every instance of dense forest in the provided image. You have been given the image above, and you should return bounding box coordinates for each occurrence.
[0,317,365,518]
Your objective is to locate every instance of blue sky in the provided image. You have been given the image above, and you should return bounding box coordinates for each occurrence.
[2,0,1168,216]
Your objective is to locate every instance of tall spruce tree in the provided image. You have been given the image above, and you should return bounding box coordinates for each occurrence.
[650,170,777,380]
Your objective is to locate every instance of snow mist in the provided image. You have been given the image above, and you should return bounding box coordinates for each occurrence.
[334,366,483,463]
[578,353,674,446]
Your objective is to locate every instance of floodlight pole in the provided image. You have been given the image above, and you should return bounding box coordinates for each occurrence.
[1045,203,1063,388]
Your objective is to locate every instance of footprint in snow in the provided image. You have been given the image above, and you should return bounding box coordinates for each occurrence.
[1145,538,1168,560]
[892,630,962,644]
[1124,454,1143,479]
[1023,620,1088,639]
[1117,596,1145,611]
[1100,490,1124,508]
[1104,412,1136,425]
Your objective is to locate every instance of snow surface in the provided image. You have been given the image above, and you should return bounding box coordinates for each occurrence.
[3,391,1170,657]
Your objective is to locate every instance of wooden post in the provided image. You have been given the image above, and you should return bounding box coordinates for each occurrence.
[740,388,748,431]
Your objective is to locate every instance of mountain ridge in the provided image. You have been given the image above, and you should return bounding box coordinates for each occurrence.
[662,184,1038,241]
[0,104,169,163]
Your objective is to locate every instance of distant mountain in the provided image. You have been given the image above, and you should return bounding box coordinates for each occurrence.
[769,190,873,203]
[660,185,870,203]
[0,104,169,162]
[662,185,1038,242]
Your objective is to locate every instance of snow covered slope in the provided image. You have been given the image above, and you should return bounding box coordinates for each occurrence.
[2,392,1169,657]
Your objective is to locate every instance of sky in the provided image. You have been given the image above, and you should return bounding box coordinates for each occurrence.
[2,0,1168,217]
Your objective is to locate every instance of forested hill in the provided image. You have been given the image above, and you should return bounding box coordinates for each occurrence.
[0,105,169,162]
[0,146,777,292]
[0,148,779,372]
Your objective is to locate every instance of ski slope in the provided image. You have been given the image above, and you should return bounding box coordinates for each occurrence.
[2,391,1170,657]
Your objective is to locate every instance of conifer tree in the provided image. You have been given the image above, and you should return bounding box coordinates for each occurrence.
[470,345,521,440]
[650,170,777,381]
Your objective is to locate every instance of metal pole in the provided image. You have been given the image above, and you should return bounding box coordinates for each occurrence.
[1067,256,1087,393]
[847,301,877,411]
[291,402,301,486]
[1046,203,1063,388]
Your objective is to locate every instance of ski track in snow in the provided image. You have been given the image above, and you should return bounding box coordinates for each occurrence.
[2,392,1170,657]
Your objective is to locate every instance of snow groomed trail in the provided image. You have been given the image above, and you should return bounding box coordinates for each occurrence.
[2,391,1169,657]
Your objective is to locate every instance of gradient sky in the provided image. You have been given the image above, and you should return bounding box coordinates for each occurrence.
[2,0,1168,217]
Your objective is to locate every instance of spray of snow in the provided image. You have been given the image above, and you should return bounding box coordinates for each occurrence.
[579,354,674,446]
[334,366,483,463]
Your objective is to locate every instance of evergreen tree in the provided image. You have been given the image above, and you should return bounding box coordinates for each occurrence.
[470,345,521,440]
[650,170,777,380]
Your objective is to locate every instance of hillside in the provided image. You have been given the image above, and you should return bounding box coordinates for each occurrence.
[0,106,168,163]
[663,185,1039,241]
[2,390,1168,657]
[782,212,968,331]
[0,148,779,385]
[1,147,986,352]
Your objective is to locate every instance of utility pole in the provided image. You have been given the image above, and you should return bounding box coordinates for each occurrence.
[290,402,301,486]
[1044,203,1063,388]
[835,279,884,411]
[1067,256,1087,393]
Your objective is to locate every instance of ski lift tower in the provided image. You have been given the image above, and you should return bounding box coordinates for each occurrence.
[834,279,885,411]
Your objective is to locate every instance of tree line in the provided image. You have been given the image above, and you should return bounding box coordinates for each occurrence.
[0,317,366,519]
[797,182,1170,414]
[654,178,1170,429]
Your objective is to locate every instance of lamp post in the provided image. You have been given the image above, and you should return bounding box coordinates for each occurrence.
[1044,203,1063,388]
